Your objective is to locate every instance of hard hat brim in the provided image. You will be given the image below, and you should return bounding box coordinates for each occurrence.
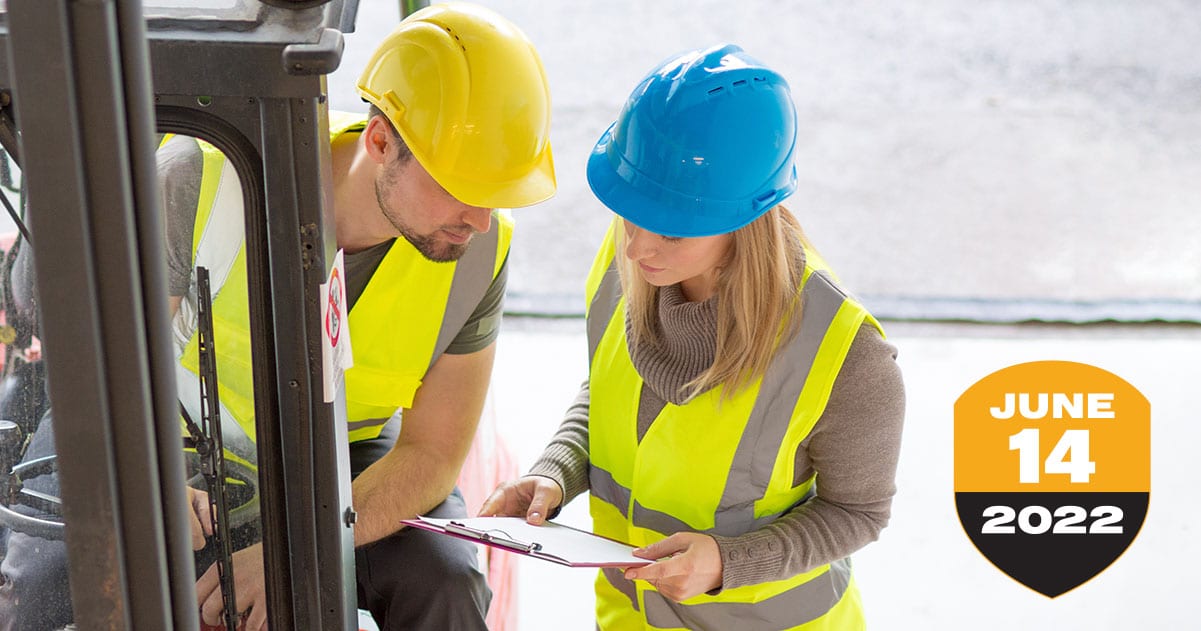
[421,143,557,210]
[587,125,771,238]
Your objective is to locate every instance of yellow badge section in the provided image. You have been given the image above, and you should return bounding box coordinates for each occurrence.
[955,360,1150,494]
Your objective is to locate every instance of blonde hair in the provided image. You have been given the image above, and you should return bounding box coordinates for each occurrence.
[617,206,809,400]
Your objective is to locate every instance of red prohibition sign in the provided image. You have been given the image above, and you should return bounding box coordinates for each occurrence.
[326,269,343,347]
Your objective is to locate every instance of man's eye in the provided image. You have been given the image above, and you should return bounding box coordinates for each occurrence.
[661,236,682,243]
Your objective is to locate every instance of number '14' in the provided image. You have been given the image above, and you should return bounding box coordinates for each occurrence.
[1009,429,1096,483]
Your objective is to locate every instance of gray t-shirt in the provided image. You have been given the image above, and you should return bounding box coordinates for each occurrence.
[158,134,503,355]
[159,135,202,298]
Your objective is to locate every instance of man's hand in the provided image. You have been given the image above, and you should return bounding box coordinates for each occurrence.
[196,542,268,631]
[186,487,213,551]
[624,532,723,602]
[478,475,564,525]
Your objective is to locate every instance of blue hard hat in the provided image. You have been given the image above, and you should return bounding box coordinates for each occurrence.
[587,44,798,238]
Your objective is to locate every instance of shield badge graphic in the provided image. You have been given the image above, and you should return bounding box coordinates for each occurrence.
[954,360,1149,598]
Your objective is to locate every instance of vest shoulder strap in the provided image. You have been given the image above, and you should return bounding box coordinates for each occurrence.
[328,110,367,140]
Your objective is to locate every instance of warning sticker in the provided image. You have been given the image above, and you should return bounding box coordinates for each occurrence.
[321,249,353,403]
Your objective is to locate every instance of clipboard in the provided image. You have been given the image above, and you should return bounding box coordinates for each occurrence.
[401,515,651,568]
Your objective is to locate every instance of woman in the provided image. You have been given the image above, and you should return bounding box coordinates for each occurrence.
[482,44,904,630]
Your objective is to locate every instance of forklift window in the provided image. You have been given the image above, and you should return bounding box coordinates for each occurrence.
[0,134,264,628]
[0,151,37,439]
[0,151,17,196]
[159,133,263,562]
[0,146,72,627]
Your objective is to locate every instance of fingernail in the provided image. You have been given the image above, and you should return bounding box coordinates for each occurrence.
[530,512,541,522]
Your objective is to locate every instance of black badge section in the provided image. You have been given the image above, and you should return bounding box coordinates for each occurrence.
[956,491,1148,598]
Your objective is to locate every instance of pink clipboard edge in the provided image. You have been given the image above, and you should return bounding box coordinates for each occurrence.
[400,517,652,568]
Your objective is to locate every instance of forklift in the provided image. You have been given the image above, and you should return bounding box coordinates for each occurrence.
[0,1,429,628]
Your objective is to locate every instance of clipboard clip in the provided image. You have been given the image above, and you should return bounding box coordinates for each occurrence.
[444,521,542,553]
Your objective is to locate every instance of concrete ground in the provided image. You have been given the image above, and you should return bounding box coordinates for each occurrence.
[490,318,1200,630]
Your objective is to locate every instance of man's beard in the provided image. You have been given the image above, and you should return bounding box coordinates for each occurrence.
[375,172,473,263]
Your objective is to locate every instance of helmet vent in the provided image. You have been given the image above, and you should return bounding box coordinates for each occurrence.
[753,190,778,210]
[732,79,748,88]
[707,86,725,96]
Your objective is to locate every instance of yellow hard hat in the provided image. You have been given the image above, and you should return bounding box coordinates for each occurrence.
[356,2,556,209]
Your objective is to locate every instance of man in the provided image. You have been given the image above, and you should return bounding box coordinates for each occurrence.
[0,3,552,629]
[165,3,555,630]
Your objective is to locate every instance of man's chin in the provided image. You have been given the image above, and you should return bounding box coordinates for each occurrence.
[400,231,471,263]
[417,241,469,263]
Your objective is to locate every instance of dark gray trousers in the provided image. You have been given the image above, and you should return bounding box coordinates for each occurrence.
[355,489,491,631]
[349,420,491,630]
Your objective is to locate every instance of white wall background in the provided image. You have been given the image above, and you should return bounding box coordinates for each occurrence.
[329,0,1201,317]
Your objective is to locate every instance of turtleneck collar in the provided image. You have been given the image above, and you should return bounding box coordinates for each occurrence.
[627,283,718,405]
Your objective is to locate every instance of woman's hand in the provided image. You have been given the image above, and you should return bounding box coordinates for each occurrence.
[478,475,564,525]
[624,532,723,602]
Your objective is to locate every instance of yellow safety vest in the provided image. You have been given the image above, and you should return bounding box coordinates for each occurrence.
[585,220,880,630]
[175,112,512,450]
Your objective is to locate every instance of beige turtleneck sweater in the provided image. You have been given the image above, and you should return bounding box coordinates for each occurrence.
[529,283,905,589]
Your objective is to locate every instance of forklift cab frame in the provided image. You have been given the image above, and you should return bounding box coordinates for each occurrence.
[0,0,421,627]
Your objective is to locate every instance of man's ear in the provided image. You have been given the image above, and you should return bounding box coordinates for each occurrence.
[362,114,392,165]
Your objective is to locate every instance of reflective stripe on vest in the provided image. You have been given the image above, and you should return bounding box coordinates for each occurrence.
[598,556,859,630]
[584,220,878,630]
[176,112,512,447]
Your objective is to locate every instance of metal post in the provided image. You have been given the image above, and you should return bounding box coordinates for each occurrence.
[113,0,205,626]
[5,0,193,628]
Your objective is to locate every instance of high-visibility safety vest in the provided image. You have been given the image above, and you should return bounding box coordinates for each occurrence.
[175,111,512,453]
[584,221,881,630]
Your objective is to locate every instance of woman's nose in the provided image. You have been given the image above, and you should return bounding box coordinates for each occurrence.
[624,225,654,261]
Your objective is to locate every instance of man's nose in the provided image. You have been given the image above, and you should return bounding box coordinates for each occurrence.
[461,205,492,234]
